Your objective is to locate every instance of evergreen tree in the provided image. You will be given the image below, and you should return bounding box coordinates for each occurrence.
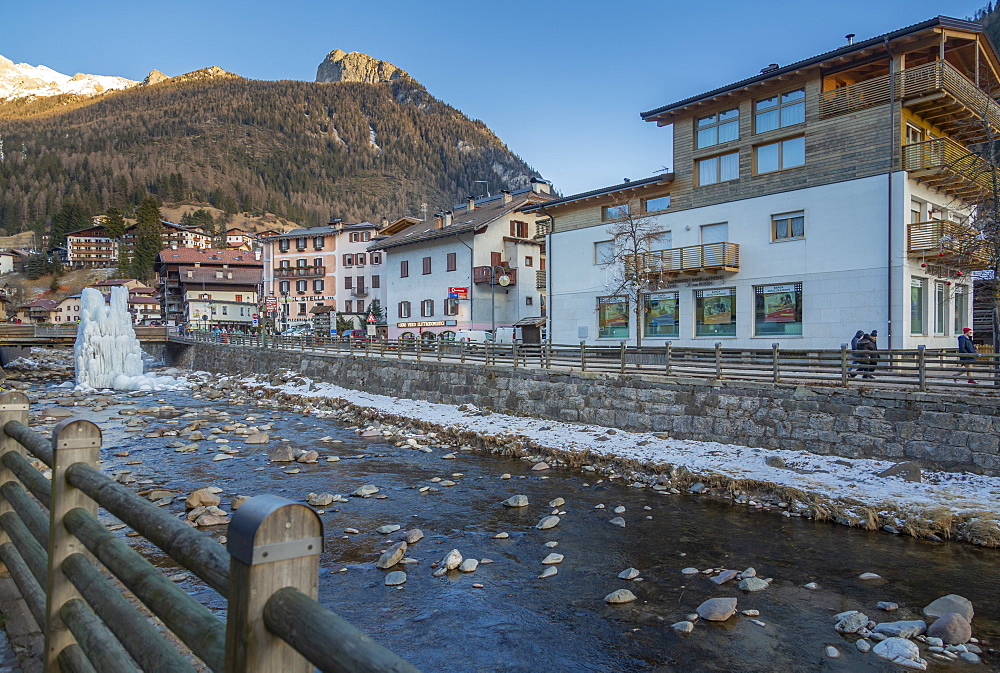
[51,201,90,247]
[104,207,126,240]
[25,254,46,280]
[366,300,385,324]
[131,197,162,283]
[115,244,132,279]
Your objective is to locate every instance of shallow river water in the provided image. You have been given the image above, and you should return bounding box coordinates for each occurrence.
[24,380,1000,673]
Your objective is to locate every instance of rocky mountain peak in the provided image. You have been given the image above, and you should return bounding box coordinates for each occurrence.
[143,70,169,86]
[315,49,408,84]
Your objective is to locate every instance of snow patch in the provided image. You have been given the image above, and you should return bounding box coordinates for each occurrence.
[0,54,138,101]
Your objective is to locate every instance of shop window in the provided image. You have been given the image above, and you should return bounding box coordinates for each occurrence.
[643,292,679,338]
[695,288,737,337]
[597,296,629,339]
[754,283,803,336]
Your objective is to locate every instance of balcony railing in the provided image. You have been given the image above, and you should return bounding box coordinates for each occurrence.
[273,266,325,278]
[536,269,546,290]
[820,61,1000,142]
[901,137,999,201]
[351,287,369,297]
[473,267,518,285]
[907,219,991,270]
[625,242,740,281]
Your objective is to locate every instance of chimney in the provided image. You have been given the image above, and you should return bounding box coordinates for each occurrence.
[845,33,855,45]
[333,218,344,232]
[434,213,444,229]
[467,196,476,212]
[443,211,453,227]
[530,177,551,194]
[254,249,261,261]
[501,190,512,205]
[760,63,779,74]
[380,217,389,228]
[170,243,178,250]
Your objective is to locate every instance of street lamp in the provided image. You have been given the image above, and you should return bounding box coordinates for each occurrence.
[487,265,511,337]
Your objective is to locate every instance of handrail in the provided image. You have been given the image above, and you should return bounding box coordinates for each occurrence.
[0,393,421,673]
[624,241,739,279]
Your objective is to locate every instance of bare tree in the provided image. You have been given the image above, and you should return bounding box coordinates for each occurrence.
[597,196,667,349]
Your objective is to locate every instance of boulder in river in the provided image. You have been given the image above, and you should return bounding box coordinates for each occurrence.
[244,432,270,444]
[738,577,769,592]
[376,542,407,570]
[873,620,926,639]
[696,597,737,622]
[872,638,925,669]
[926,613,972,645]
[442,549,463,571]
[923,594,974,622]
[186,488,220,509]
[536,516,560,530]
[307,493,335,507]
[604,589,637,604]
[352,484,379,497]
[459,559,479,573]
[503,495,529,508]
[384,571,407,586]
[268,446,296,462]
[404,529,424,544]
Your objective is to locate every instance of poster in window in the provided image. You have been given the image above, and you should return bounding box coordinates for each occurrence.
[599,298,628,328]
[701,289,733,324]
[762,285,796,322]
[646,294,677,327]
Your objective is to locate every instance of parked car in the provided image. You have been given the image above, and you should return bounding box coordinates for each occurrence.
[454,329,494,343]
[340,329,370,339]
[281,326,314,336]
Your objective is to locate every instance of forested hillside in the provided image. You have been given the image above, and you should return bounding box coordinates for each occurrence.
[0,74,538,234]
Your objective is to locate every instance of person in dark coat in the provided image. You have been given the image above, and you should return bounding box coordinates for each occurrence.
[956,327,978,384]
[848,330,865,377]
[855,333,878,378]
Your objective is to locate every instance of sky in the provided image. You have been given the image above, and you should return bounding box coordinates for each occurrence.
[4,0,990,196]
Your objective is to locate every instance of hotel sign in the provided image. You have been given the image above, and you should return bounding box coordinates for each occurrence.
[396,320,458,328]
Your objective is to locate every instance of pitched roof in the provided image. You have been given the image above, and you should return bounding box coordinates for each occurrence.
[641,16,984,123]
[370,191,552,251]
[523,174,672,212]
[91,278,138,286]
[21,299,57,310]
[157,248,262,266]
[177,266,262,284]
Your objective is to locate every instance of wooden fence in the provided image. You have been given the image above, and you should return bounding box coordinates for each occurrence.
[0,391,420,673]
[174,331,1000,394]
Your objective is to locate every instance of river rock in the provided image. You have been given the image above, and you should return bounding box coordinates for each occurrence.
[244,432,270,444]
[604,589,637,604]
[960,652,981,664]
[542,553,563,565]
[926,613,972,645]
[404,529,424,544]
[874,620,927,639]
[681,567,700,575]
[297,450,319,463]
[307,493,335,506]
[458,559,478,573]
[352,484,379,497]
[877,601,899,611]
[923,594,974,622]
[711,570,738,585]
[538,566,557,579]
[876,461,922,482]
[609,517,626,528]
[376,542,407,569]
[613,506,626,514]
[186,488,221,509]
[696,597,737,621]
[872,638,926,669]
[548,498,565,507]
[825,646,840,658]
[835,611,869,634]
[442,549,463,571]
[194,512,229,527]
[376,525,401,534]
[384,571,407,586]
[230,495,250,510]
[531,462,550,471]
[268,446,296,462]
[858,572,882,580]
[503,495,529,508]
[856,639,872,653]
[536,516,560,530]
[671,621,694,633]
[619,568,640,580]
[739,577,769,592]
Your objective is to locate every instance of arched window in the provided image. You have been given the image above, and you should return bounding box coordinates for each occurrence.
[400,332,416,340]
[441,330,456,340]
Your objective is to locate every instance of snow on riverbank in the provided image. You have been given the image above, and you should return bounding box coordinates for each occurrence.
[220,371,1000,545]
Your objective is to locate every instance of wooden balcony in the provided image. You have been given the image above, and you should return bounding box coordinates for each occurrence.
[625,242,739,281]
[901,137,998,201]
[473,266,517,285]
[907,219,991,271]
[535,269,546,290]
[820,61,1000,143]
[273,266,325,278]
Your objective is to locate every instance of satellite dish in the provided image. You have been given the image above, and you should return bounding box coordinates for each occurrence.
[498,275,511,287]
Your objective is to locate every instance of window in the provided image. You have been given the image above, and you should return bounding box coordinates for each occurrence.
[354,253,364,265]
[602,204,629,221]
[701,223,728,244]
[356,277,365,293]
[491,252,502,267]
[400,260,409,277]
[222,306,228,315]
[313,236,324,249]
[343,254,353,267]
[350,233,360,242]
[447,252,457,271]
[695,288,737,337]
[755,89,805,133]
[525,256,533,267]
[934,282,947,335]
[594,240,614,265]
[344,300,353,313]
[910,278,926,335]
[597,296,629,338]
[344,276,353,289]
[955,286,969,333]
[372,275,380,288]
[235,294,243,303]
[296,280,307,292]
[696,109,739,149]
[313,257,323,267]
[444,299,459,316]
[279,281,289,294]
[772,212,805,241]
[697,152,739,185]
[279,260,290,269]
[296,237,308,250]
[756,137,805,174]
[279,240,289,252]
[510,220,529,237]
[371,252,382,264]
[643,195,671,213]
[643,292,679,338]
[421,299,434,317]
[526,296,533,306]
[754,283,802,336]
[297,303,307,315]
[363,232,371,242]
[422,257,432,275]
[313,279,324,293]
[297,258,307,267]
[398,301,411,318]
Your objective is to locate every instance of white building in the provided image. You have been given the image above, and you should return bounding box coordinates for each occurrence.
[535,17,988,350]
[370,180,552,340]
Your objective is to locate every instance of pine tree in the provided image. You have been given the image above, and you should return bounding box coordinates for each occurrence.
[51,201,90,247]
[131,197,162,283]
[104,207,126,240]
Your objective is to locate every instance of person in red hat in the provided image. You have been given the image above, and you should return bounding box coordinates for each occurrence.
[956,327,978,384]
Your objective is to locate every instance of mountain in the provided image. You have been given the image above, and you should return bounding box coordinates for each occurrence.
[0,52,540,235]
[0,55,138,100]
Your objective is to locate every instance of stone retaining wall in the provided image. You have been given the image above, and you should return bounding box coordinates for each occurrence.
[181,343,1000,475]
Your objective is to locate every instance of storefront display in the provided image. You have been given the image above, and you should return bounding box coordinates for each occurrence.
[754,283,802,336]
[643,292,679,338]
[597,296,629,339]
[695,288,736,337]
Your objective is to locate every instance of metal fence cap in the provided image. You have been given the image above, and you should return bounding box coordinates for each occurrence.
[227,494,324,565]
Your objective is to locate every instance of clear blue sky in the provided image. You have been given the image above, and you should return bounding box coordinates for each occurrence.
[5,0,988,195]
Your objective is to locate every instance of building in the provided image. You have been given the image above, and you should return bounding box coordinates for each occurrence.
[536,16,989,349]
[260,222,386,333]
[370,180,552,340]
[226,228,256,250]
[155,248,262,327]
[18,299,57,324]
[88,278,146,292]
[0,252,16,275]
[66,227,118,268]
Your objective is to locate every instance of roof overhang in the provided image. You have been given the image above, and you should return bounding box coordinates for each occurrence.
[523,174,673,213]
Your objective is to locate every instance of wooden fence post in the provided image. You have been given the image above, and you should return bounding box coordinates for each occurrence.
[460,339,466,364]
[0,392,30,558]
[512,341,518,368]
[619,341,626,375]
[416,337,422,361]
[918,345,927,392]
[841,343,849,387]
[772,342,781,383]
[714,342,722,379]
[580,341,587,372]
[225,495,322,673]
[664,343,672,377]
[45,419,101,672]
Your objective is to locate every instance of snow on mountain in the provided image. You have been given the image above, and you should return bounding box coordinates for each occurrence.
[0,55,139,101]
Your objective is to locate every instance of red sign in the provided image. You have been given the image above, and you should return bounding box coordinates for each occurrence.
[366,314,377,324]
[265,296,278,311]
[252,314,259,320]
[449,287,469,300]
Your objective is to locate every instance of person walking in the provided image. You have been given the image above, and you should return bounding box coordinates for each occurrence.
[848,330,864,377]
[955,327,978,384]
[855,332,878,379]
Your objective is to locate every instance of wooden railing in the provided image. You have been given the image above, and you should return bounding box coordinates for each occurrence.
[624,242,739,280]
[0,392,420,673]
[901,136,1000,200]
[820,60,1000,135]
[907,219,992,269]
[273,266,325,278]
[0,326,169,341]
[536,269,546,290]
[176,330,1000,393]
